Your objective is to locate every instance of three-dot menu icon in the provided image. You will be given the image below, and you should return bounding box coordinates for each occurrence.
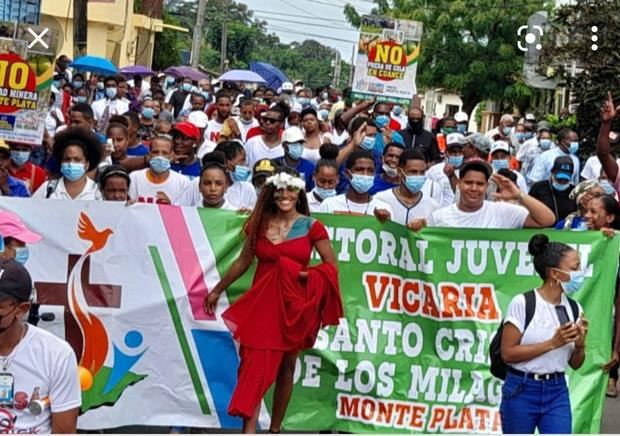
[591,26,598,51]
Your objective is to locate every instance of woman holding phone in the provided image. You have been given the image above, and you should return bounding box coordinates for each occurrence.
[500,234,588,434]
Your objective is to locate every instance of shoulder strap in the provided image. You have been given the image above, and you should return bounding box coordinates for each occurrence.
[523,290,537,331]
[567,297,579,321]
[45,179,60,199]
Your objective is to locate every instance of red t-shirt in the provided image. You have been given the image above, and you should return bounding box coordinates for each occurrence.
[10,162,48,194]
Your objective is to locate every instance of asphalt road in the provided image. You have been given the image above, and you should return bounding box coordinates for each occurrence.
[602,393,619,433]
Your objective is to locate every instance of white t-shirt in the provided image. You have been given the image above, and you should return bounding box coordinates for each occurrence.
[504,291,582,374]
[196,139,219,161]
[128,168,191,205]
[33,177,102,200]
[0,325,81,434]
[426,162,457,207]
[178,178,257,210]
[319,194,393,217]
[375,188,439,226]
[245,135,283,169]
[204,119,224,143]
[91,98,130,121]
[429,200,529,228]
[199,198,236,210]
[581,155,620,180]
[235,118,260,143]
[45,108,65,137]
[307,189,324,213]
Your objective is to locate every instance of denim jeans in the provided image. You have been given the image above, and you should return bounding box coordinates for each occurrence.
[500,371,572,434]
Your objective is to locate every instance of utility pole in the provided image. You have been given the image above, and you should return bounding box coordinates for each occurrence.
[333,51,341,88]
[220,0,229,73]
[73,0,88,57]
[191,0,208,68]
[348,44,356,86]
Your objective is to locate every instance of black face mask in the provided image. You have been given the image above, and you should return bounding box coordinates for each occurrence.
[408,118,424,132]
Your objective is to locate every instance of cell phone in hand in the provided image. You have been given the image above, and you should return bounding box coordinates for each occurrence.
[555,305,570,325]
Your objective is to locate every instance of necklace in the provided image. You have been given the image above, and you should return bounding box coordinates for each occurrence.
[1,324,28,371]
[345,196,371,216]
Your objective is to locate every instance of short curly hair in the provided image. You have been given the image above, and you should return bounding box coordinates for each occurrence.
[53,127,103,172]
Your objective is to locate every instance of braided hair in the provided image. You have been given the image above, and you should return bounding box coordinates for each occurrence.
[528,234,575,280]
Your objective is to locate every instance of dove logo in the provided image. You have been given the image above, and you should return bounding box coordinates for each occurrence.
[34,212,147,413]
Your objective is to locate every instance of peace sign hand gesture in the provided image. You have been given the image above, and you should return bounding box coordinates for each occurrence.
[491,173,521,202]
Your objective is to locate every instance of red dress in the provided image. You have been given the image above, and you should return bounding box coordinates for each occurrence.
[222,217,342,419]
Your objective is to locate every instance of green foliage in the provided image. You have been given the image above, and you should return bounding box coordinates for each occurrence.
[152,10,183,71]
[344,0,552,117]
[162,0,349,88]
[539,0,620,156]
[544,114,577,133]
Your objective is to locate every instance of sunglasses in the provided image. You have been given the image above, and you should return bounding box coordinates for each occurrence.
[262,117,281,124]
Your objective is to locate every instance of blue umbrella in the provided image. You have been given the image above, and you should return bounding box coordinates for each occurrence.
[71,55,118,76]
[250,62,289,90]
[217,69,267,84]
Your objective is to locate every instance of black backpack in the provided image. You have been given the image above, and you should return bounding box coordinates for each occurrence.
[489,290,579,380]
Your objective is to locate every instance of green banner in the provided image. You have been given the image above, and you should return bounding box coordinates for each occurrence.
[251,214,617,433]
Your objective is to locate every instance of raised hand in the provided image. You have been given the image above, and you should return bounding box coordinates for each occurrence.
[601,92,620,123]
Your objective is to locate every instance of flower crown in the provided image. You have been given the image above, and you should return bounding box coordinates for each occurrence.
[266,172,305,191]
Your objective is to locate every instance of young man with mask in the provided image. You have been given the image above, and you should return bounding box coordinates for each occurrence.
[171,121,202,179]
[236,99,259,142]
[426,133,467,207]
[0,143,29,198]
[529,128,580,185]
[375,148,438,227]
[128,135,191,204]
[454,111,469,134]
[0,259,81,434]
[397,106,441,163]
[169,77,194,118]
[489,140,528,192]
[528,156,577,224]
[92,76,129,133]
[517,122,554,184]
[276,127,315,191]
[6,141,47,194]
[320,150,392,221]
[370,142,404,194]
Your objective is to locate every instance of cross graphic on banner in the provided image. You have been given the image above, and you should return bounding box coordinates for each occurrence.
[34,254,122,359]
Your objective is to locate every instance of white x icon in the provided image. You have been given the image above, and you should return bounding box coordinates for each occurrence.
[27,28,49,49]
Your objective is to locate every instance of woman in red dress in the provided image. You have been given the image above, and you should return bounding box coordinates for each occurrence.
[205,171,343,433]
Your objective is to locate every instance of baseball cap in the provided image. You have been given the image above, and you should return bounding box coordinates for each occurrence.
[525,113,536,122]
[466,133,491,153]
[446,133,467,148]
[282,82,294,92]
[0,211,42,244]
[187,111,209,129]
[454,111,468,123]
[281,126,305,144]
[537,121,551,133]
[460,158,493,180]
[552,156,574,181]
[490,140,511,155]
[173,121,201,140]
[253,159,278,179]
[0,259,32,303]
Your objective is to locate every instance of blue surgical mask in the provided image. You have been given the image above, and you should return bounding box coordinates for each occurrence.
[392,106,402,116]
[552,180,571,192]
[515,133,525,142]
[447,155,463,168]
[539,139,552,150]
[601,180,615,195]
[167,77,176,84]
[142,108,155,119]
[569,141,579,154]
[404,175,426,193]
[298,97,311,107]
[524,132,534,140]
[555,268,586,294]
[61,162,86,181]
[492,159,509,171]
[502,126,512,136]
[350,174,374,194]
[76,96,87,103]
[321,92,328,100]
[201,91,211,101]
[232,165,251,182]
[106,87,118,99]
[14,247,29,265]
[53,80,61,89]
[315,186,336,199]
[319,109,329,121]
[10,150,30,167]
[183,83,193,92]
[456,124,467,134]
[73,81,84,89]
[97,82,105,90]
[360,136,375,151]
[149,156,171,174]
[287,142,304,160]
[375,115,390,129]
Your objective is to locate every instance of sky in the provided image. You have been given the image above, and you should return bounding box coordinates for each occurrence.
[237,0,375,60]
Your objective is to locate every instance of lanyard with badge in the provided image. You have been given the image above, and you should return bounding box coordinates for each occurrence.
[0,326,27,408]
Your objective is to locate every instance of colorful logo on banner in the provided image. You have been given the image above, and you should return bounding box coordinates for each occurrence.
[0,52,38,113]
[35,213,147,412]
[367,41,420,81]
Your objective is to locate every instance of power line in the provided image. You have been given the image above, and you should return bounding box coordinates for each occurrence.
[277,0,322,19]
[265,25,358,44]
[252,10,351,24]
[256,15,360,32]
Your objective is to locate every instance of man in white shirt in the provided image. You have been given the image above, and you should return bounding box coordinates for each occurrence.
[375,148,438,227]
[204,91,233,144]
[425,159,555,229]
[92,76,129,133]
[484,114,520,154]
[529,129,581,185]
[320,150,393,220]
[517,123,554,184]
[426,133,467,207]
[0,259,81,434]
[129,136,191,205]
[489,140,528,192]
